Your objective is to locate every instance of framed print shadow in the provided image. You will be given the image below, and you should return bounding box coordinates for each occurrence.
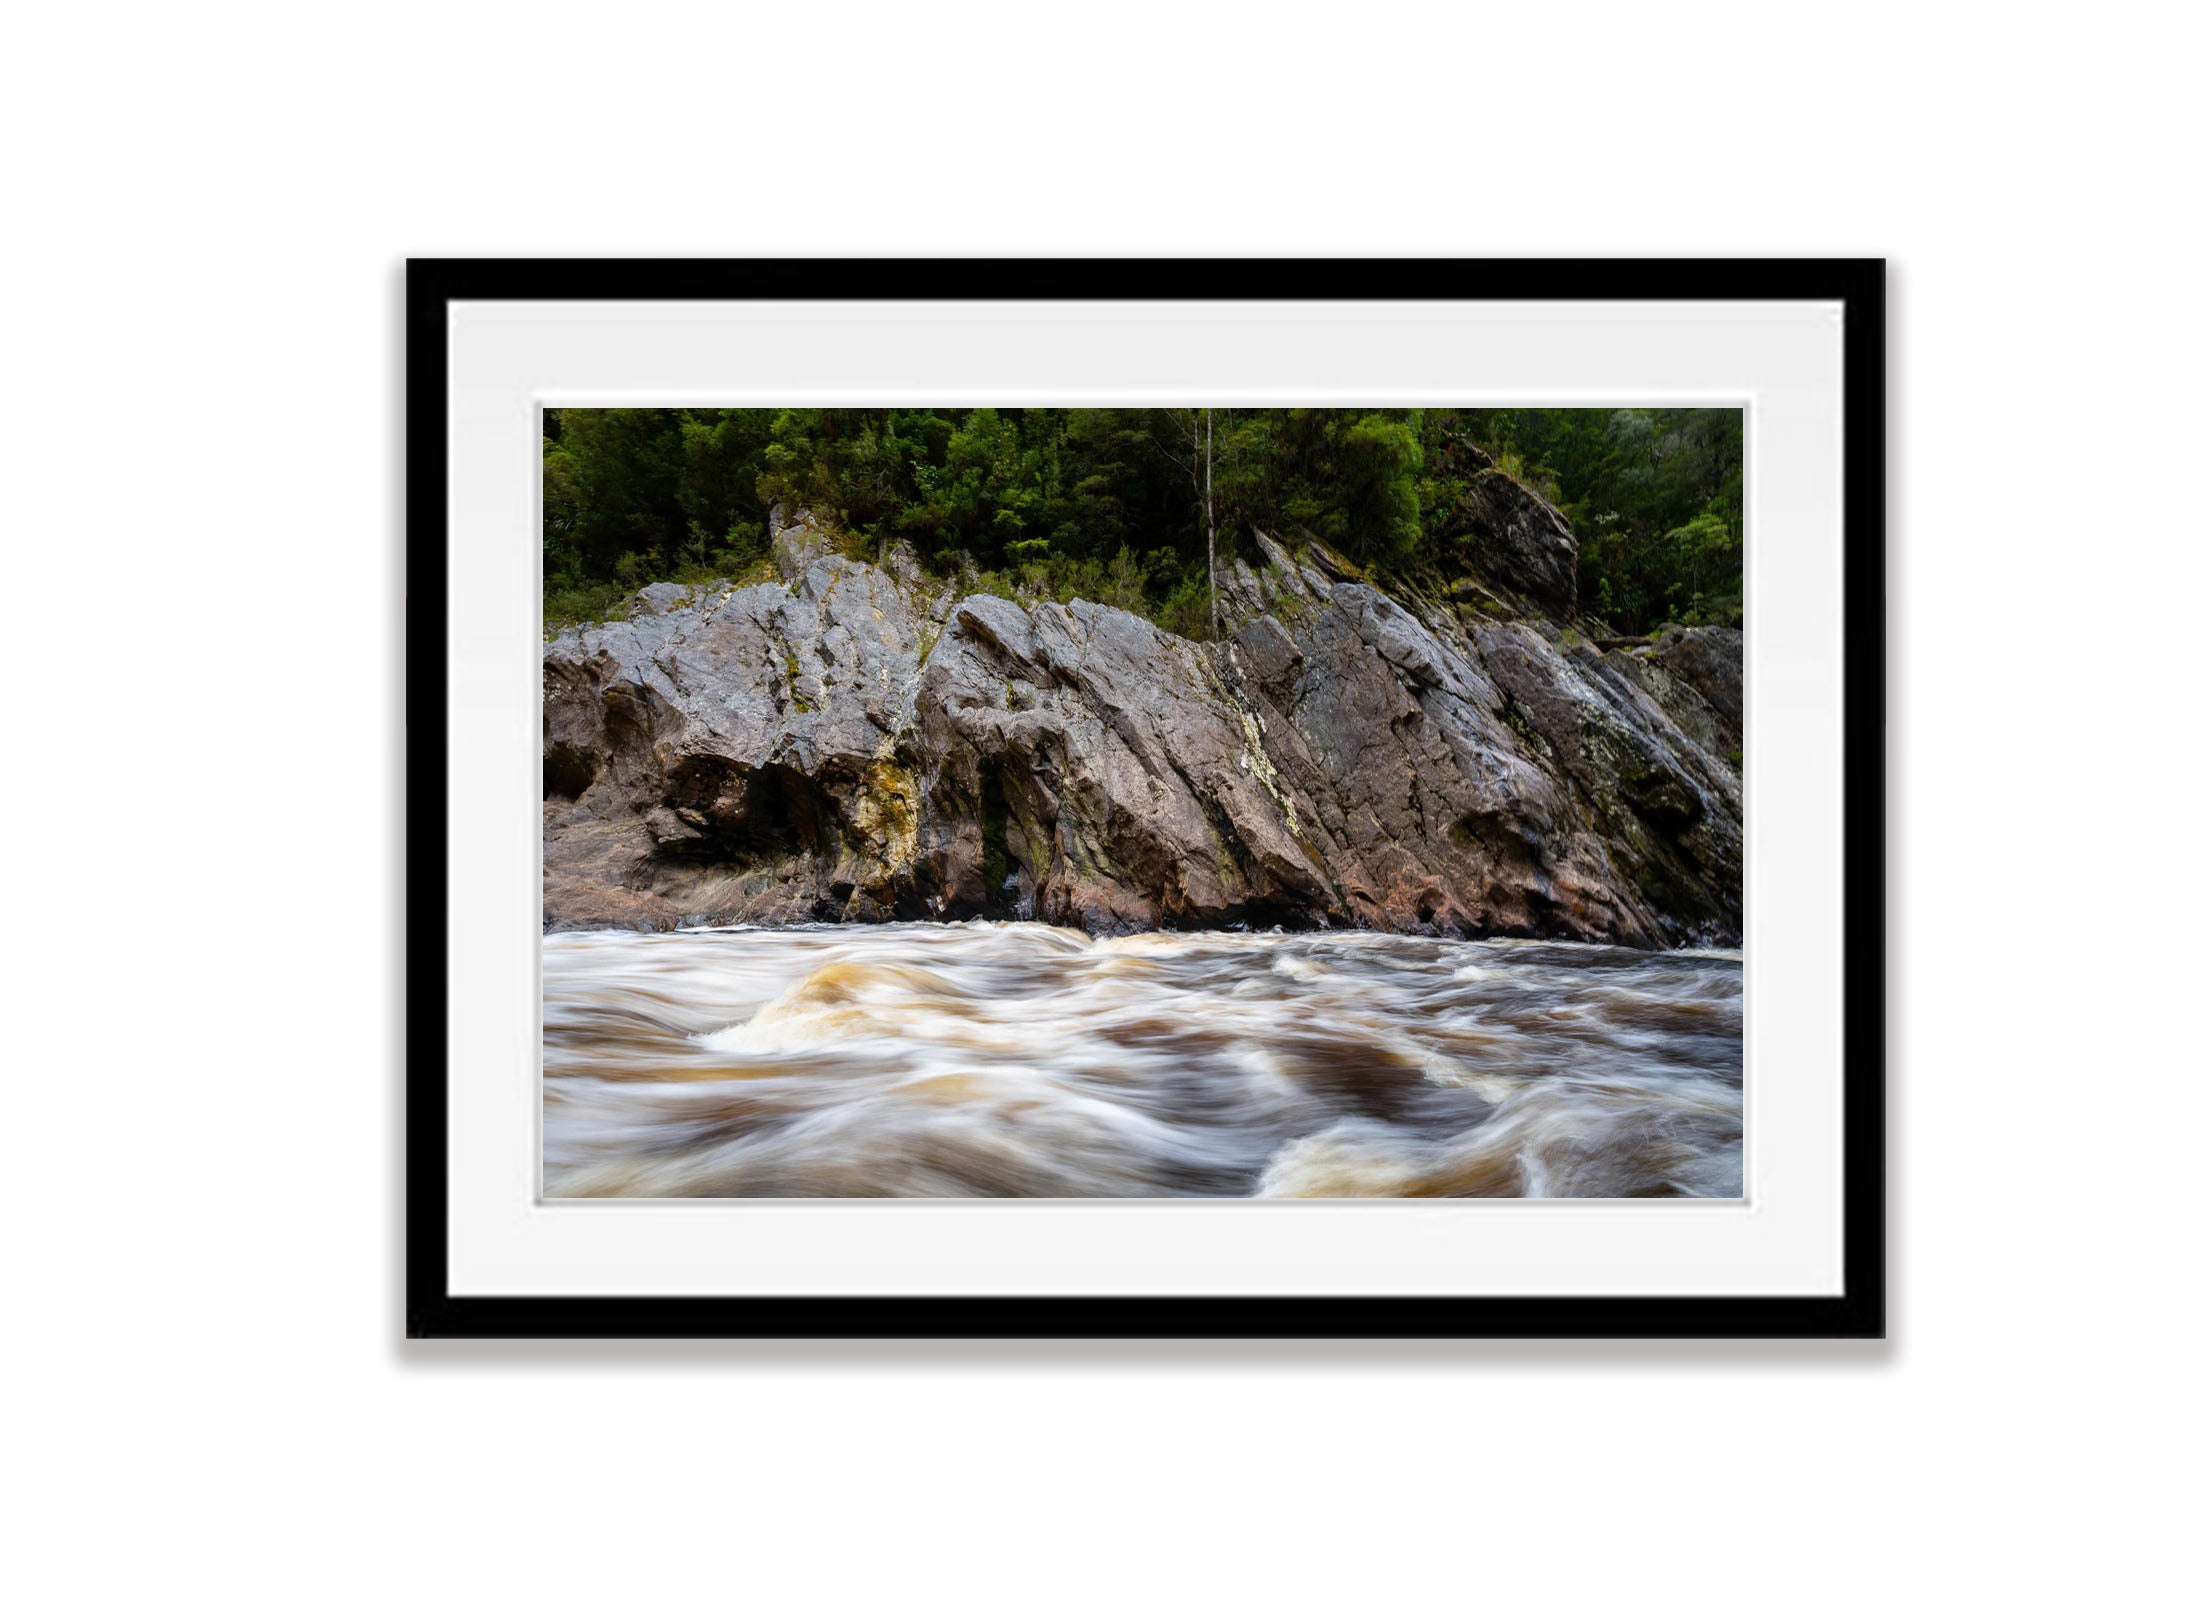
[406,258,1885,1338]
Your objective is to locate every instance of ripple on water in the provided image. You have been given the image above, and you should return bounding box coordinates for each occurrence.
[542,923,1742,1199]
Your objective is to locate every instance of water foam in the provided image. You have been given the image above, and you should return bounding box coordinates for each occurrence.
[544,923,1742,1199]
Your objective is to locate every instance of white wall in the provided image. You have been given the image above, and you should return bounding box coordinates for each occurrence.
[7,4,2191,1595]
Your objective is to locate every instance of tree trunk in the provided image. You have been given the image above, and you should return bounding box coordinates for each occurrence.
[1204,408,1216,637]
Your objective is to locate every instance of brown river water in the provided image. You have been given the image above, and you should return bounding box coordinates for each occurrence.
[543,923,1742,1199]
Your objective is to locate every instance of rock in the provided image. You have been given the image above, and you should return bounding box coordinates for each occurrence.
[631,581,698,616]
[1453,468,1579,616]
[911,593,1334,930]
[879,538,928,591]
[543,517,1744,946]
[769,505,832,581]
[1638,626,1742,755]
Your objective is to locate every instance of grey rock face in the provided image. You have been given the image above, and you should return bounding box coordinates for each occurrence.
[631,581,701,617]
[1454,468,1580,615]
[544,516,1744,945]
[1637,626,1742,757]
[768,505,832,580]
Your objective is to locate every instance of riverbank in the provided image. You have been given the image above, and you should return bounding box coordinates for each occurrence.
[545,513,1744,947]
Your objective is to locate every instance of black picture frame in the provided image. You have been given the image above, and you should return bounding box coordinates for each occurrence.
[406,258,1885,1340]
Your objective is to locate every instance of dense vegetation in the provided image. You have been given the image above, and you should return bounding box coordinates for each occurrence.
[544,407,1741,636]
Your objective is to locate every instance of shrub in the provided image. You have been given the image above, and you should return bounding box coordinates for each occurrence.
[1156,575,1215,642]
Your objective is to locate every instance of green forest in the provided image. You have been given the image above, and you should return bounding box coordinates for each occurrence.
[543,407,1741,638]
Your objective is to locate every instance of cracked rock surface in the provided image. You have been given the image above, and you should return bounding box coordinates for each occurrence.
[545,511,1742,946]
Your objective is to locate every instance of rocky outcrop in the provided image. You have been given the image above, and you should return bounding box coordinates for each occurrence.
[544,509,1743,946]
[1642,626,1742,754]
[1454,464,1580,616]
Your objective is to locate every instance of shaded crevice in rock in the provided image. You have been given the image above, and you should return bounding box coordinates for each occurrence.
[649,755,835,866]
[543,742,600,801]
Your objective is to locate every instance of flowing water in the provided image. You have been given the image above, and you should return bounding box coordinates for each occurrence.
[543,923,1742,1200]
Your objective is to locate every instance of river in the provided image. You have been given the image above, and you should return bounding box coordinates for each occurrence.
[543,923,1742,1200]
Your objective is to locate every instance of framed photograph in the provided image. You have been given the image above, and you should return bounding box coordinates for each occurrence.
[407,259,1884,1338]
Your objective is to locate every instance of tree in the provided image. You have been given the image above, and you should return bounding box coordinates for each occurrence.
[542,405,1744,638]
